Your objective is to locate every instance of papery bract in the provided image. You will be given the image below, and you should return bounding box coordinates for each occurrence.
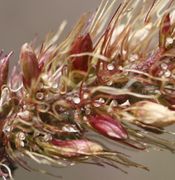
[0,52,12,91]
[20,43,40,88]
[129,101,175,127]
[89,114,128,140]
[69,33,93,72]
[51,139,103,157]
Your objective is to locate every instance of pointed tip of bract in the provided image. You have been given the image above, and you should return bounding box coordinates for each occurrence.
[0,51,13,90]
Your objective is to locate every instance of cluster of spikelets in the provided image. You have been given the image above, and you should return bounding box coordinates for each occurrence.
[1,0,175,179]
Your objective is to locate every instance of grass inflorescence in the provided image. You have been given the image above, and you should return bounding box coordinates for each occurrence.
[0,0,175,179]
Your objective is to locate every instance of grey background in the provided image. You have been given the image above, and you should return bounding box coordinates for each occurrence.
[0,0,175,180]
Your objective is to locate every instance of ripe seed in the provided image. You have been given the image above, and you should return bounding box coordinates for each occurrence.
[107,64,115,71]
[161,63,168,70]
[36,92,45,100]
[129,54,138,62]
[166,37,174,46]
[73,97,81,104]
[164,70,171,78]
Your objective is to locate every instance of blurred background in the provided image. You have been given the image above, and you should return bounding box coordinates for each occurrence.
[0,0,175,180]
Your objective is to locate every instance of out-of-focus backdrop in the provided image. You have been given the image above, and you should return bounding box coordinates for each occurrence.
[0,0,174,180]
